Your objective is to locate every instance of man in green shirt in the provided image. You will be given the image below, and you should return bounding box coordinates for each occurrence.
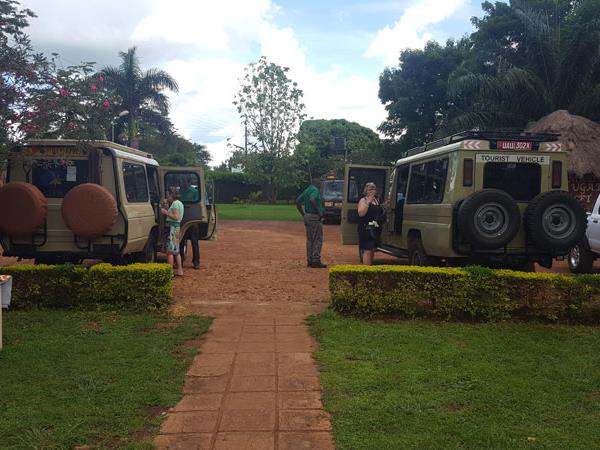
[296,178,326,268]
[178,176,200,269]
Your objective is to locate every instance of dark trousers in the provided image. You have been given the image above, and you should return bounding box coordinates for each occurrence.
[304,213,323,264]
[180,225,200,266]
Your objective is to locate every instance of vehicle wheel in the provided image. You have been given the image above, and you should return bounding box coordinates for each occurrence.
[568,240,594,273]
[524,191,587,252]
[457,189,521,249]
[140,233,157,263]
[179,230,189,262]
[407,237,435,266]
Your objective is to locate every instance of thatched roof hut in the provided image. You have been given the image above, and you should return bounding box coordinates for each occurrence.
[526,110,600,178]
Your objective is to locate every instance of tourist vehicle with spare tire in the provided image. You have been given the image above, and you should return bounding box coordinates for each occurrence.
[0,139,216,264]
[341,131,586,270]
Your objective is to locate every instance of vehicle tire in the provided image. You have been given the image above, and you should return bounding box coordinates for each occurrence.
[524,191,587,252]
[407,236,435,266]
[568,239,594,274]
[139,231,158,263]
[179,234,189,262]
[0,182,48,236]
[62,183,118,239]
[457,189,521,250]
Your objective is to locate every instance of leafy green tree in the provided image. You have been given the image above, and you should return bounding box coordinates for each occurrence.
[102,47,179,147]
[0,0,45,163]
[449,0,600,129]
[295,119,384,182]
[142,131,211,166]
[378,39,470,151]
[233,56,306,202]
[22,59,114,141]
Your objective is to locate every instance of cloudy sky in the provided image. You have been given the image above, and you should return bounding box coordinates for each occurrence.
[21,0,482,165]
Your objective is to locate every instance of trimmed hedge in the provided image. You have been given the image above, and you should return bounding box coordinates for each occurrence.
[0,263,172,311]
[329,265,600,322]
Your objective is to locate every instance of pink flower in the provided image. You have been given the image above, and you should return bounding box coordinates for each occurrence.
[67,122,76,129]
[59,88,69,97]
[102,100,110,109]
[98,75,105,82]
[90,84,97,92]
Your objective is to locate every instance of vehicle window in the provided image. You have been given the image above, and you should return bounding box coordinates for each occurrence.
[32,158,89,198]
[321,180,343,200]
[483,163,541,201]
[165,172,201,203]
[146,165,160,204]
[396,165,410,200]
[347,169,387,203]
[407,158,448,203]
[123,162,149,203]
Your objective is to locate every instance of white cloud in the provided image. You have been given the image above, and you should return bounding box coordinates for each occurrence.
[132,0,275,50]
[366,0,468,64]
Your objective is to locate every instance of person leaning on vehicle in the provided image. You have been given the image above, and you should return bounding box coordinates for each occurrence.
[296,178,327,268]
[178,176,200,270]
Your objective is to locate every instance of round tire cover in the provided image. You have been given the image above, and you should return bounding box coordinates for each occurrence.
[61,183,118,239]
[0,182,48,236]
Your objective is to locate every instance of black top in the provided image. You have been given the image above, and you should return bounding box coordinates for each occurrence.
[358,200,384,249]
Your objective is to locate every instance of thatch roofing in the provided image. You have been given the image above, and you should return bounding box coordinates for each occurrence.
[526,110,600,178]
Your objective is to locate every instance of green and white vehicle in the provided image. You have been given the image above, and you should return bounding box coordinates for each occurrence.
[342,131,586,269]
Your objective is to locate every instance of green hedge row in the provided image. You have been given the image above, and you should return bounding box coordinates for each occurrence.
[0,263,172,311]
[329,265,600,322]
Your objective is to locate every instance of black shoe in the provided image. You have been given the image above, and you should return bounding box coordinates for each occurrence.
[309,262,327,268]
[193,263,200,270]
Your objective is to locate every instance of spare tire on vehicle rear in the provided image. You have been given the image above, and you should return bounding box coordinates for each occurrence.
[0,182,48,236]
[457,189,521,250]
[61,183,118,239]
[523,190,586,252]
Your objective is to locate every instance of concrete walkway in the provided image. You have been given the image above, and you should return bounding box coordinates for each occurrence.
[154,313,335,449]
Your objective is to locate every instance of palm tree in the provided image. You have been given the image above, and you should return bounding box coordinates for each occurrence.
[448,0,600,130]
[102,47,179,147]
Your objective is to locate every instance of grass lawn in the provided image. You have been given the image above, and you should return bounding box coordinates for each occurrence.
[217,203,302,221]
[309,310,600,450]
[0,310,211,449]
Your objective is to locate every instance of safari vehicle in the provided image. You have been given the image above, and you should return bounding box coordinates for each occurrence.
[320,174,343,223]
[342,131,586,269]
[0,139,216,264]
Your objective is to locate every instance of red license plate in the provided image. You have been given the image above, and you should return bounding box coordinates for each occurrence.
[497,141,532,150]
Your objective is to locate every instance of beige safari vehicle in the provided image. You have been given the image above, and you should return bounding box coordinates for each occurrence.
[0,139,216,264]
[342,131,586,270]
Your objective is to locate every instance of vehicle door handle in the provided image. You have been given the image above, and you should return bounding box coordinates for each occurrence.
[593,220,598,223]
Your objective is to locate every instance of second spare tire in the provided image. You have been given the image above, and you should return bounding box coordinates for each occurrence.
[62,183,118,239]
[457,189,521,249]
[523,190,586,252]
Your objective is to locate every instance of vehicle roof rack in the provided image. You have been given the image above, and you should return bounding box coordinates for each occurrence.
[403,130,561,158]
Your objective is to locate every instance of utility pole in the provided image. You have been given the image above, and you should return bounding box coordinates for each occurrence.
[244,119,248,153]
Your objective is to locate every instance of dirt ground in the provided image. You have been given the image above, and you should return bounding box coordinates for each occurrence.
[0,220,580,317]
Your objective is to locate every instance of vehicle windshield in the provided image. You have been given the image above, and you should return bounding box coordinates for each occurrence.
[322,180,343,200]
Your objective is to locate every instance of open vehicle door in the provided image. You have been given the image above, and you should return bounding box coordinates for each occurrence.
[159,166,208,239]
[200,178,217,240]
[341,164,390,245]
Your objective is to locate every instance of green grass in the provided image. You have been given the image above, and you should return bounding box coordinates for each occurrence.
[309,310,600,450]
[217,203,302,221]
[0,310,211,449]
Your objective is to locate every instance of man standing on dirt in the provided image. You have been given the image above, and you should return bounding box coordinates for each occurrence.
[179,176,200,270]
[296,178,327,268]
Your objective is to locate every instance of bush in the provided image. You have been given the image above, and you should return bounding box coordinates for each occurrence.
[0,263,172,311]
[329,265,600,322]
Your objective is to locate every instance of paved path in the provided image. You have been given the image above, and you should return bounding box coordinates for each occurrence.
[153,221,360,449]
